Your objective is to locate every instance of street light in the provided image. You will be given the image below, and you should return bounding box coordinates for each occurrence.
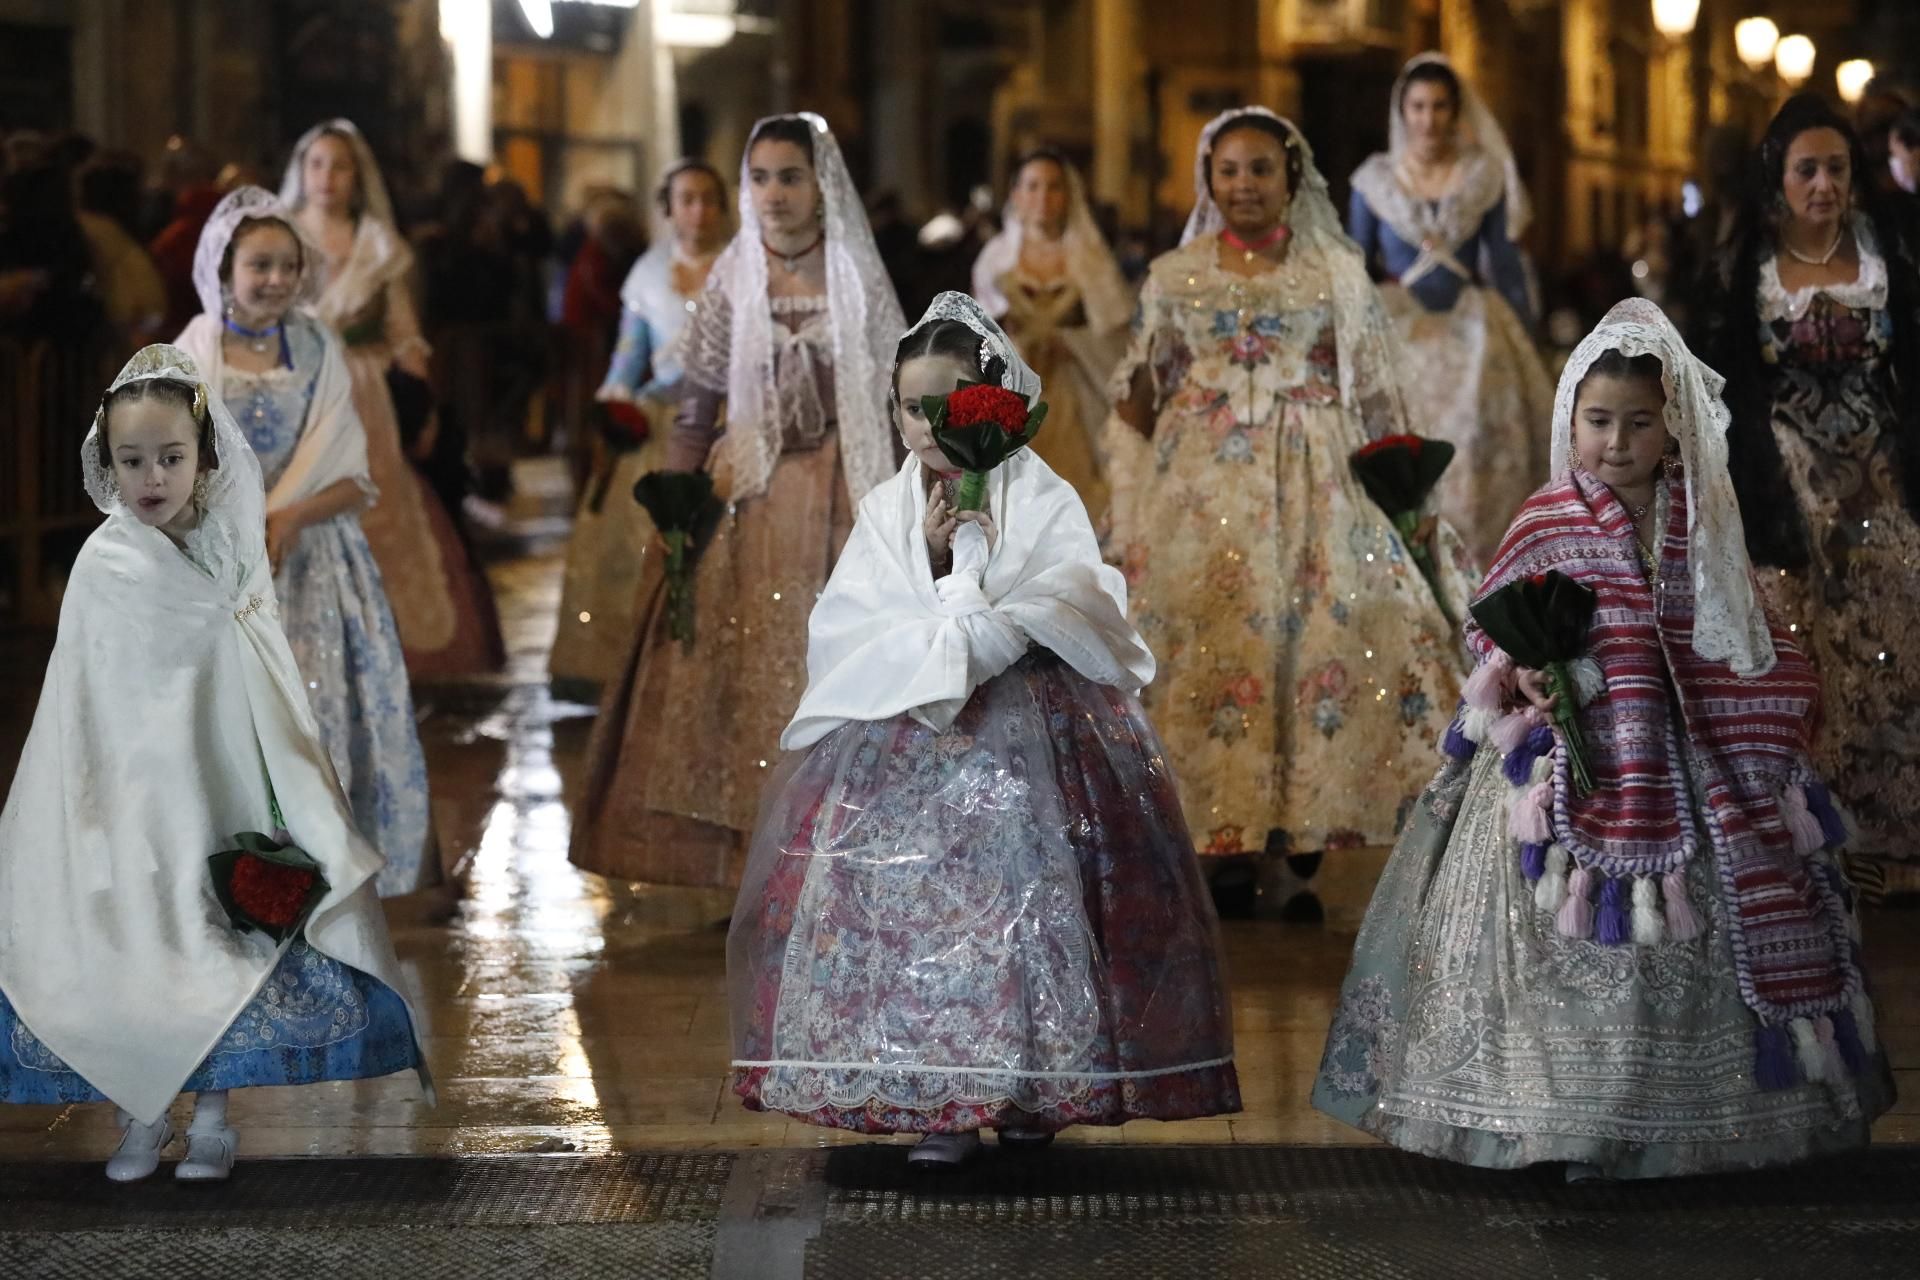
[1775,35,1815,86]
[1651,0,1700,38]
[1836,59,1875,105]
[1734,17,1780,72]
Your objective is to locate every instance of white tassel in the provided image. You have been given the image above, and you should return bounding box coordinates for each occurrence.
[1530,753,1553,785]
[1790,1017,1828,1084]
[1535,845,1570,913]
[1462,705,1498,744]
[1570,657,1607,706]
[1631,876,1664,945]
[1852,991,1879,1055]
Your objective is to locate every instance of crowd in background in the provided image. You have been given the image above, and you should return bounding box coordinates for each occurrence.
[7,79,1920,512]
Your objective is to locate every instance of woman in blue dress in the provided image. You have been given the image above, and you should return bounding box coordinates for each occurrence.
[549,160,732,692]
[1348,52,1555,562]
[178,186,435,898]
[0,344,427,1183]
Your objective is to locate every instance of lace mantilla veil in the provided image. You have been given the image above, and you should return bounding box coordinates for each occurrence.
[1552,298,1775,676]
[1180,106,1410,437]
[191,185,323,322]
[84,343,267,593]
[696,113,906,505]
[899,290,1042,405]
[1385,51,1531,240]
[972,159,1133,337]
[280,118,400,227]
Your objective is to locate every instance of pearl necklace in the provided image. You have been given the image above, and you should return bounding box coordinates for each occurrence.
[1784,225,1845,267]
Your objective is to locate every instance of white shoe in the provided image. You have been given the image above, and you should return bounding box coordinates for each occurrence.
[106,1114,173,1183]
[174,1126,238,1182]
[906,1132,982,1169]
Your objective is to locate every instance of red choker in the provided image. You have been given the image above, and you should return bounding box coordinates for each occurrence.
[1221,224,1291,259]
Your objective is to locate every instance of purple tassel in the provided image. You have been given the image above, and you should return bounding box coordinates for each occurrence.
[1504,724,1557,787]
[1441,716,1476,761]
[1754,1023,1797,1091]
[1520,842,1548,882]
[1832,1008,1869,1075]
[1804,783,1849,848]
[1596,876,1631,945]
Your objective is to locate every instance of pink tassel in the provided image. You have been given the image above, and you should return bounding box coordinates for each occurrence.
[1509,782,1553,845]
[1782,787,1825,855]
[1556,866,1595,939]
[1491,706,1543,756]
[1662,869,1703,941]
[1463,651,1514,712]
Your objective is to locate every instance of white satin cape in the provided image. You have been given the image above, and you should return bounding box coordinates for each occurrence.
[782,449,1154,751]
[177,312,376,514]
[0,520,430,1124]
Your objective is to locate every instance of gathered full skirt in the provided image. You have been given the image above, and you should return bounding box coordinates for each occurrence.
[729,653,1240,1134]
[1311,749,1893,1178]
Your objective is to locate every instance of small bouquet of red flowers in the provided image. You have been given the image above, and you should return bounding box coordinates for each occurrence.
[922,382,1047,512]
[1349,433,1457,625]
[633,470,718,648]
[1469,569,1599,794]
[597,398,652,451]
[209,831,330,943]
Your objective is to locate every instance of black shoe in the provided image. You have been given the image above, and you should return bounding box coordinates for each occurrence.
[1276,891,1325,924]
[1208,857,1257,920]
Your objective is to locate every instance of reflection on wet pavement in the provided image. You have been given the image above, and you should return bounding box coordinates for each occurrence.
[1,458,1916,1161]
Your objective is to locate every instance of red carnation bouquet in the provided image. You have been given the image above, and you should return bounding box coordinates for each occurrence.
[1468,569,1599,794]
[922,382,1047,512]
[209,830,330,943]
[1349,433,1457,626]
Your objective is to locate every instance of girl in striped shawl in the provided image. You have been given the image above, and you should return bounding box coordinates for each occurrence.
[1312,298,1893,1179]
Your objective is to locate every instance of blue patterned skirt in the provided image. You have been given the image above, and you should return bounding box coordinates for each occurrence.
[0,942,419,1102]
[276,514,434,897]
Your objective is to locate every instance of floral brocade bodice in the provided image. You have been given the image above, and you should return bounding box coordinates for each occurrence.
[222,317,330,487]
[1758,251,1896,460]
[1139,256,1341,425]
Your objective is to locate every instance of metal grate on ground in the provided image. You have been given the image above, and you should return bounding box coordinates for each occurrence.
[3,1145,1918,1280]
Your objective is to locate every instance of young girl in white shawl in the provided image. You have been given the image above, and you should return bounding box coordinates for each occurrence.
[0,346,428,1183]
[281,118,504,680]
[177,186,434,898]
[728,293,1239,1169]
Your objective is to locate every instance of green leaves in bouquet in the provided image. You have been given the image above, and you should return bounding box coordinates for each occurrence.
[632,470,718,649]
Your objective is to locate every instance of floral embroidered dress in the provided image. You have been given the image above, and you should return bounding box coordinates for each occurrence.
[1750,243,1920,893]
[1108,235,1468,857]
[570,115,905,891]
[730,298,1237,1133]
[1313,301,1892,1179]
[223,316,434,897]
[284,119,504,681]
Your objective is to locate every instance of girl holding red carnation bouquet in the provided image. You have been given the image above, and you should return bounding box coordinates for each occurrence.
[0,346,428,1185]
[727,293,1239,1169]
[1313,299,1892,1179]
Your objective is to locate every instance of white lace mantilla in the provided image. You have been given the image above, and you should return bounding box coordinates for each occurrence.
[1757,235,1888,323]
[1349,147,1506,267]
[1549,298,1774,676]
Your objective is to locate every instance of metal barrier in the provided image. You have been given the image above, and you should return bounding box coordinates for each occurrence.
[2,333,124,627]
